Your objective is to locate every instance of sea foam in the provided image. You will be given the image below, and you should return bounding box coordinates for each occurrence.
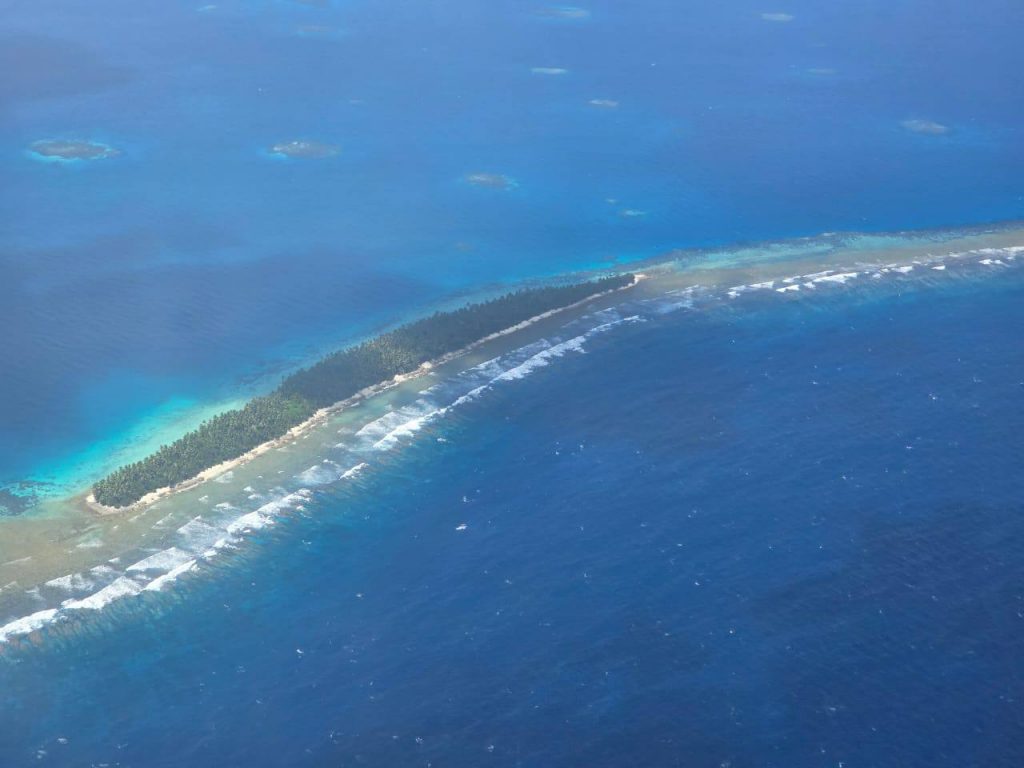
[126,547,194,574]
[144,560,197,593]
[62,577,143,612]
[0,608,59,643]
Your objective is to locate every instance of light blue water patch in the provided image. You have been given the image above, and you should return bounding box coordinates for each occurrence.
[21,394,247,499]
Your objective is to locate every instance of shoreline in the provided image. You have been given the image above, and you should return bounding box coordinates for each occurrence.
[82,274,645,517]
[2,223,1024,643]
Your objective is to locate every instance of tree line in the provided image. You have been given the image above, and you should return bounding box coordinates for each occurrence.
[92,274,634,507]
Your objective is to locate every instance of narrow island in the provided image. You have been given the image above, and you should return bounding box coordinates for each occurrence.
[91,274,636,510]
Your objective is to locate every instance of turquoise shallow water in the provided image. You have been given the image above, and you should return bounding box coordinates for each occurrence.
[2,262,1022,766]
[2,0,1024,501]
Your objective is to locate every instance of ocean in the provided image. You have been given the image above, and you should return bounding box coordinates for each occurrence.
[2,0,1023,498]
[2,260,1023,765]
[2,0,1024,764]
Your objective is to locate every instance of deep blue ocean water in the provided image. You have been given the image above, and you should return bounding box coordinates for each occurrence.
[2,270,1022,766]
[2,0,1024,495]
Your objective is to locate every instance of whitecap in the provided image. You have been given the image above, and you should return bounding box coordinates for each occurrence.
[649,287,700,314]
[811,271,860,285]
[494,337,586,381]
[226,489,312,535]
[225,510,271,534]
[371,410,442,450]
[126,547,194,574]
[297,460,341,485]
[341,463,367,479]
[62,577,142,612]
[45,573,95,593]
[801,270,834,281]
[144,560,197,592]
[449,384,490,408]
[0,608,59,643]
[357,400,443,451]
[177,517,226,551]
[457,316,641,393]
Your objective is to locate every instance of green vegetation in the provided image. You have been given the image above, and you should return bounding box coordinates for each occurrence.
[92,274,634,507]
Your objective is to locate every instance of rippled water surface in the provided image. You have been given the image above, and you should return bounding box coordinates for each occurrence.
[2,0,1024,496]
[2,259,1024,766]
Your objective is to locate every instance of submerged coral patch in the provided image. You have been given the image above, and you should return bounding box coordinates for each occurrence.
[29,139,119,162]
[464,172,517,190]
[269,140,341,159]
[901,119,950,135]
[537,6,590,20]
